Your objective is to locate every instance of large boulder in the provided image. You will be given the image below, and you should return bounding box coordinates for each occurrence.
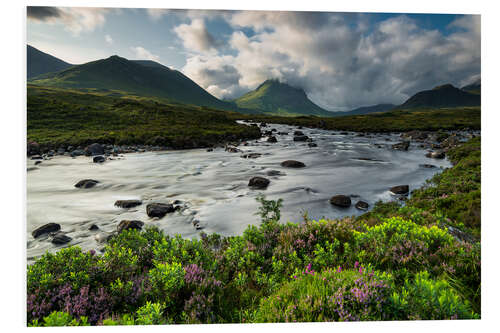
[146,203,175,218]
[51,233,72,245]
[85,143,105,156]
[390,185,409,195]
[114,200,142,208]
[74,179,99,188]
[27,141,40,156]
[281,160,306,168]
[248,176,270,189]
[32,223,61,238]
[117,220,144,233]
[330,195,351,208]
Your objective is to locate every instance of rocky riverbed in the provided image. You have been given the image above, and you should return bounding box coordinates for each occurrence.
[27,122,476,264]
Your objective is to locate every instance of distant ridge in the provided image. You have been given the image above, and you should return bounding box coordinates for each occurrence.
[233,79,332,116]
[28,55,231,109]
[399,84,480,109]
[331,103,396,117]
[27,45,73,79]
[461,79,481,95]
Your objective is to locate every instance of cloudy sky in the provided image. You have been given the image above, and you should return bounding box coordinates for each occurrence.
[27,7,480,110]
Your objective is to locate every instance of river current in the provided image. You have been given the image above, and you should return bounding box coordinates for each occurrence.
[26,122,451,263]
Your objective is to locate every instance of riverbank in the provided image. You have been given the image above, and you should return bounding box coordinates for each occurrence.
[27,135,481,326]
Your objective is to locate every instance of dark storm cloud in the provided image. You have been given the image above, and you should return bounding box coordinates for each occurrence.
[27,6,62,21]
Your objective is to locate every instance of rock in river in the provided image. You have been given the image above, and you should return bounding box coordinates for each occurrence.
[294,131,304,136]
[93,155,106,163]
[293,135,309,142]
[32,223,61,238]
[390,185,409,195]
[146,203,175,218]
[248,176,270,189]
[330,195,352,208]
[267,136,278,143]
[74,179,99,188]
[392,141,410,151]
[281,160,306,168]
[426,151,445,159]
[51,233,72,245]
[355,201,369,211]
[241,153,262,159]
[85,143,105,156]
[117,220,144,233]
[114,200,143,208]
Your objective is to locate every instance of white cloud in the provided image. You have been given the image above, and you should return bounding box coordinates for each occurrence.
[178,12,481,109]
[174,19,219,53]
[130,46,160,62]
[146,8,169,21]
[105,34,113,44]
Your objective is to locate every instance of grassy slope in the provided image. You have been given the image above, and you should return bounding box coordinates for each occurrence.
[27,85,261,149]
[235,106,481,132]
[29,56,232,111]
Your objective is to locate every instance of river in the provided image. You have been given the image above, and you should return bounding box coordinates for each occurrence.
[26,122,452,263]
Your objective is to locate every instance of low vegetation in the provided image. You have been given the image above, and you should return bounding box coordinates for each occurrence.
[235,106,480,132]
[27,138,481,326]
[27,85,261,150]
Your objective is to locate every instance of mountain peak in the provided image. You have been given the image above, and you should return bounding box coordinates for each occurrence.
[400,83,480,109]
[432,83,456,91]
[233,79,330,116]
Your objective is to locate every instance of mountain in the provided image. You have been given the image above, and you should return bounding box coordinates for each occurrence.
[232,79,332,116]
[28,55,231,110]
[461,79,481,95]
[331,103,396,117]
[27,45,73,79]
[399,84,480,109]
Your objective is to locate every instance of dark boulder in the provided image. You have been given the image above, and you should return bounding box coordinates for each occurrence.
[330,195,352,208]
[355,201,369,211]
[390,185,409,195]
[266,170,283,176]
[34,161,42,165]
[32,223,61,238]
[308,143,318,147]
[293,135,309,142]
[74,179,99,189]
[420,164,436,168]
[267,136,278,143]
[70,149,85,157]
[117,220,144,233]
[392,141,410,151]
[114,200,142,208]
[85,143,105,156]
[264,130,273,136]
[294,131,304,136]
[260,123,268,127]
[146,203,175,218]
[27,141,40,156]
[206,148,214,152]
[225,146,241,153]
[51,233,72,245]
[93,155,106,163]
[88,224,99,231]
[281,160,306,168]
[248,176,270,189]
[277,132,289,135]
[31,155,43,160]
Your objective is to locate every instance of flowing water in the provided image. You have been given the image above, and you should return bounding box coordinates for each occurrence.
[26,123,451,263]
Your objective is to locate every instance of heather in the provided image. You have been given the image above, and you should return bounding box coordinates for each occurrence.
[27,138,480,325]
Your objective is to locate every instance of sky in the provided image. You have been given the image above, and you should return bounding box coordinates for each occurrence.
[26,7,481,110]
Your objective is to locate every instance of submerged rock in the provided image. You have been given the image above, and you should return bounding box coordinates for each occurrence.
[248,176,270,189]
[117,220,144,233]
[390,185,409,195]
[281,160,306,168]
[32,223,61,238]
[392,141,410,151]
[93,155,106,163]
[266,170,284,176]
[51,233,72,245]
[293,135,309,142]
[74,179,99,188]
[114,200,142,208]
[355,201,369,211]
[330,195,352,208]
[88,224,99,231]
[146,203,175,218]
[241,153,262,159]
[294,131,304,136]
[267,136,278,143]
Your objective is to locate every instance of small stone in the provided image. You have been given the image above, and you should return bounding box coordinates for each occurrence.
[114,200,142,208]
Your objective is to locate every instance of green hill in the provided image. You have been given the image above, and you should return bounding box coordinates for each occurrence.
[233,79,333,116]
[28,55,232,110]
[399,84,480,109]
[27,45,73,79]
